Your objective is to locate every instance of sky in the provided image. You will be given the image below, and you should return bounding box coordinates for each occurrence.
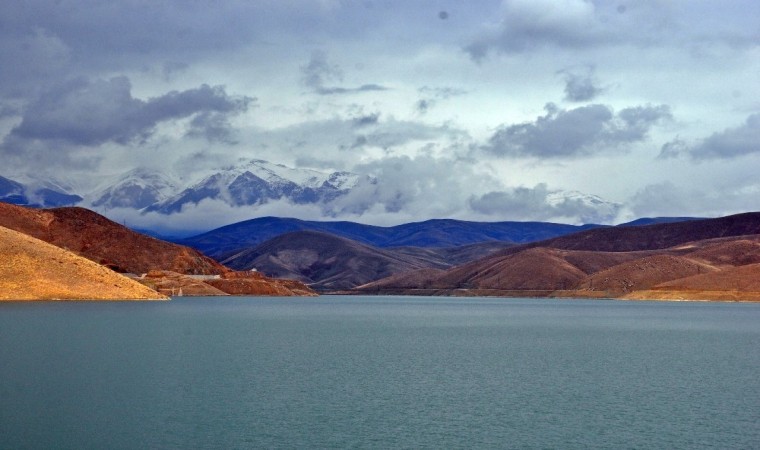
[1,0,759,228]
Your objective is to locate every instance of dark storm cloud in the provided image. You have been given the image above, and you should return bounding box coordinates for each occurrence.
[301,51,388,95]
[1,2,296,67]
[559,67,602,102]
[483,103,671,158]
[5,76,252,147]
[659,113,760,160]
[468,184,620,223]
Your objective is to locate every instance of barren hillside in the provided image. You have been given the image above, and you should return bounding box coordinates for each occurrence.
[0,225,166,300]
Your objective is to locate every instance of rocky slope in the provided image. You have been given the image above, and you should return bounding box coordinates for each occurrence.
[0,202,227,275]
[136,270,317,297]
[0,226,166,301]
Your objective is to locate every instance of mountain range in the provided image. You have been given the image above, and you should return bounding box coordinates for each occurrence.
[0,159,364,214]
[1,197,758,301]
[0,159,622,230]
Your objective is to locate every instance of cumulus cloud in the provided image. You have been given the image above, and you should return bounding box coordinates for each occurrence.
[483,103,671,158]
[326,154,496,219]
[4,76,252,148]
[469,183,621,223]
[301,51,388,95]
[659,113,760,160]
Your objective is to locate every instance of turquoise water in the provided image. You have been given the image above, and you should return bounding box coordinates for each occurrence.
[1,296,758,449]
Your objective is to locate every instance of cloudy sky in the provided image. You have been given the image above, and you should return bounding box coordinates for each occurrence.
[1,0,759,228]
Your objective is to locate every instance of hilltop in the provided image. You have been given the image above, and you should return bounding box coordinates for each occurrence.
[0,202,226,275]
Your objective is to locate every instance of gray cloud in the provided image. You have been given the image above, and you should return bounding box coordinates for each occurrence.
[416,86,467,114]
[483,103,671,158]
[559,67,603,102]
[301,51,388,95]
[465,0,609,59]
[5,76,252,147]
[353,113,381,127]
[659,113,760,160]
[469,183,621,223]
[326,154,495,219]
[465,1,760,60]
[629,180,760,219]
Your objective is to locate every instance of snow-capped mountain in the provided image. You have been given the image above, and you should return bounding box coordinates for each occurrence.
[2,161,622,226]
[90,168,180,210]
[1,160,363,214]
[0,174,83,207]
[144,159,362,214]
[546,190,622,223]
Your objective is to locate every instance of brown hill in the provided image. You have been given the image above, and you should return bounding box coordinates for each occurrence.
[354,229,760,301]
[421,248,644,291]
[205,271,317,296]
[137,270,317,297]
[575,254,716,296]
[532,212,760,252]
[651,263,760,292]
[0,225,166,301]
[222,230,446,290]
[0,203,226,275]
[678,236,760,267]
[356,268,447,291]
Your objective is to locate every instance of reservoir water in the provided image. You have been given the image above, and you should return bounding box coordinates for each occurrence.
[1,296,758,449]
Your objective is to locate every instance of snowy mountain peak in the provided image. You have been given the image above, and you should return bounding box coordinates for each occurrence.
[89,168,179,210]
[546,190,622,223]
[140,159,362,214]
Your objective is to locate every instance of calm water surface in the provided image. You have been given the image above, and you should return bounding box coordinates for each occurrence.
[1,296,758,449]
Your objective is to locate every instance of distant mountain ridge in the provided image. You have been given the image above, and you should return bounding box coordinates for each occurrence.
[354,212,760,301]
[180,216,605,259]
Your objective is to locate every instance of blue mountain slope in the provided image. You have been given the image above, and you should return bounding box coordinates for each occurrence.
[178,216,606,258]
[617,217,703,227]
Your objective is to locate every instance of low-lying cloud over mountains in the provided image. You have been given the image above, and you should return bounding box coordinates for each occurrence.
[1,158,624,234]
